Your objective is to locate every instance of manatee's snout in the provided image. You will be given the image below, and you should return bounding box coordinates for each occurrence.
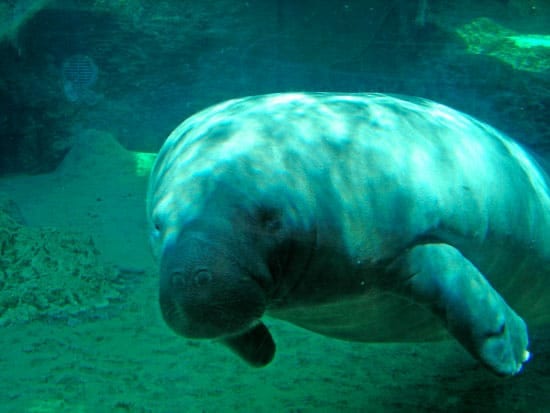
[159,235,267,339]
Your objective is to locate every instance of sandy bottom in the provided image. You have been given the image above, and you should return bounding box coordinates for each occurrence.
[0,132,548,412]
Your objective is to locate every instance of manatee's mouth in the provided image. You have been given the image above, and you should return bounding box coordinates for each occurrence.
[158,237,268,339]
[159,276,266,339]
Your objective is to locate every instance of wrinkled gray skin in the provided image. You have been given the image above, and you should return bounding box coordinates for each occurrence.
[147,93,550,376]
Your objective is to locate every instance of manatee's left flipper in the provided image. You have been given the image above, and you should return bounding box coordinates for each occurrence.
[221,322,275,367]
[388,243,530,376]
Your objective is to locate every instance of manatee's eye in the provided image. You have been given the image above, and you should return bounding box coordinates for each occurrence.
[152,215,163,233]
[149,215,163,260]
[257,207,282,233]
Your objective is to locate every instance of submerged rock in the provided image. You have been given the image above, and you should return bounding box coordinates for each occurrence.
[0,195,132,326]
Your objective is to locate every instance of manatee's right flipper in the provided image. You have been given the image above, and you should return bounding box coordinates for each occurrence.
[221,322,275,367]
[388,243,530,376]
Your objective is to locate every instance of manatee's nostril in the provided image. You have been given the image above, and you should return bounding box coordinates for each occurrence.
[171,271,186,288]
[194,269,212,287]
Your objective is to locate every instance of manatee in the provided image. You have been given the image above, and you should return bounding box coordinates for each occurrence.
[147,93,550,376]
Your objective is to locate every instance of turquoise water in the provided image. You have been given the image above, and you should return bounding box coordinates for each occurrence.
[0,1,549,412]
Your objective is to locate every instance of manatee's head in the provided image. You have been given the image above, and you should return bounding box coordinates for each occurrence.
[157,228,270,340]
[150,200,292,366]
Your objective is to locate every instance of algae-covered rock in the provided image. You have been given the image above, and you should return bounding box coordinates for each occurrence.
[0,196,130,325]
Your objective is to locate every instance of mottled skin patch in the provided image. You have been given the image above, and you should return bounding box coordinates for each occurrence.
[147,93,550,376]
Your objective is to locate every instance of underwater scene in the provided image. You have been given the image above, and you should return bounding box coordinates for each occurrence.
[0,1,549,412]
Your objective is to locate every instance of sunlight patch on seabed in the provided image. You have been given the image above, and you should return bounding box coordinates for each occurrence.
[507,35,550,49]
[132,152,157,177]
[456,18,550,73]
